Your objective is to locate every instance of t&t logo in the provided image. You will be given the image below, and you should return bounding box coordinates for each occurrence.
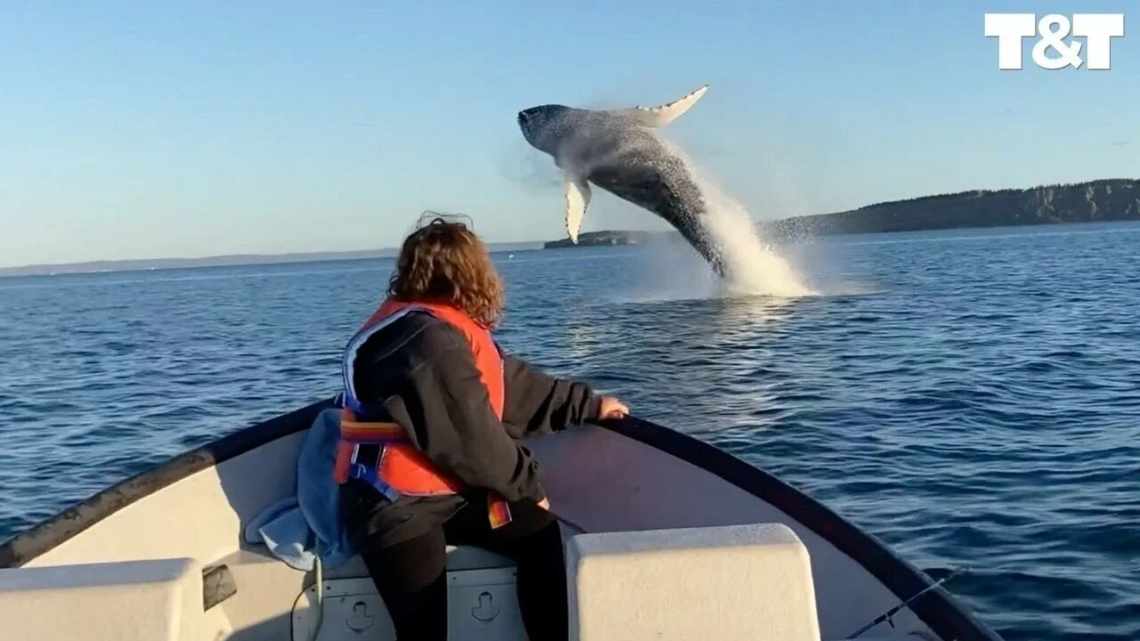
[985,13,1125,70]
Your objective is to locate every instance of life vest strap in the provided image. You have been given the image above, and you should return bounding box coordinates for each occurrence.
[339,413,410,444]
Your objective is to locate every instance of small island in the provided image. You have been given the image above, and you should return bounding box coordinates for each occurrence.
[544,178,1140,247]
[544,230,664,249]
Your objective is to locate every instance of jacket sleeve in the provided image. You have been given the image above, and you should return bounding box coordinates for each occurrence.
[394,332,546,503]
[502,355,602,435]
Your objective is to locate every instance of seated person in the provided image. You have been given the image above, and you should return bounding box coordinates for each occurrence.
[337,215,628,640]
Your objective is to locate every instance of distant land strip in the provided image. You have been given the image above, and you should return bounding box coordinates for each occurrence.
[0,243,542,278]
[4,179,1137,276]
[546,178,1140,248]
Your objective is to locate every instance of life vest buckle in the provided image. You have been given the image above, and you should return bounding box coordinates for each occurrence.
[347,459,402,503]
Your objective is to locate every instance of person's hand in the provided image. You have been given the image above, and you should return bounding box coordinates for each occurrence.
[598,396,630,420]
[537,497,551,511]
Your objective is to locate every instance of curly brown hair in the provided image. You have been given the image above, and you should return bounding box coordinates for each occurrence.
[388,216,505,327]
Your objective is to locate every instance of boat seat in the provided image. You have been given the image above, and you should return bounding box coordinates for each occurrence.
[0,557,204,641]
[566,522,822,641]
[214,543,518,640]
[288,545,524,641]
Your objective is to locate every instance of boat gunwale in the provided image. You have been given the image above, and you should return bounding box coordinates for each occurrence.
[0,399,1001,640]
[0,399,335,569]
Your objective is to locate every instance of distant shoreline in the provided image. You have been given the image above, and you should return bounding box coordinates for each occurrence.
[0,243,543,278]
[547,178,1140,248]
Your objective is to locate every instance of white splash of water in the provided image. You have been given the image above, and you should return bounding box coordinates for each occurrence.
[662,140,816,297]
[696,171,815,297]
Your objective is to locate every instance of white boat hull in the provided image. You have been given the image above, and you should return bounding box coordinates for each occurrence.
[0,400,1001,641]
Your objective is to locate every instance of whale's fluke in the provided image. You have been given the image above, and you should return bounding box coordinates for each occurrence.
[615,85,709,127]
[564,176,591,244]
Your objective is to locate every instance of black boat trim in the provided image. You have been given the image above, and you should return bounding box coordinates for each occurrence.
[0,402,1000,640]
[610,415,1002,641]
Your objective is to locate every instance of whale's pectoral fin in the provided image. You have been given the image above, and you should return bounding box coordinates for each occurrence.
[564,176,591,244]
[617,85,708,127]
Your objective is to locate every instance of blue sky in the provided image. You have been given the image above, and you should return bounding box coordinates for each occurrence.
[1,1,1137,267]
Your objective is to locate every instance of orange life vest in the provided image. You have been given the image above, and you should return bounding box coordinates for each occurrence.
[336,299,512,527]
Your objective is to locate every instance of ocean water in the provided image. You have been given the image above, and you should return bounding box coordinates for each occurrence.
[2,222,1139,640]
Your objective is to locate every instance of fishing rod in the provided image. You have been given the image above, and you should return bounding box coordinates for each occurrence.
[845,566,970,639]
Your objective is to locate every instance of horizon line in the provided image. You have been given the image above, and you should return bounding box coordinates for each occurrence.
[5,176,1135,276]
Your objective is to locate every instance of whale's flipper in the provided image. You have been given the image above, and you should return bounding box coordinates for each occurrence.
[564,175,591,244]
[616,85,709,127]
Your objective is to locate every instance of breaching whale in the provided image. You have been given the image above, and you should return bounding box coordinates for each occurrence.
[517,85,726,275]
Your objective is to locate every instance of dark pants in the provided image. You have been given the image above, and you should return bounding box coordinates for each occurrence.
[357,495,568,641]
